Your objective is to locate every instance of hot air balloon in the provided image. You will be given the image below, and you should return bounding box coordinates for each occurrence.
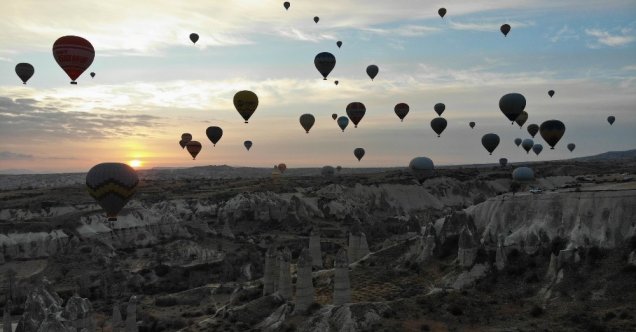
[527,124,539,138]
[283,1,290,10]
[190,33,199,44]
[337,116,349,132]
[521,139,534,153]
[532,144,543,156]
[409,157,434,184]
[336,166,342,172]
[354,148,365,161]
[15,63,34,84]
[366,65,379,80]
[438,8,447,18]
[52,36,95,84]
[394,103,409,122]
[607,116,615,125]
[334,80,339,85]
[86,163,139,221]
[233,90,259,123]
[181,133,192,142]
[548,90,555,98]
[206,126,223,146]
[314,16,319,24]
[431,118,447,137]
[337,41,342,48]
[499,158,508,167]
[500,24,511,37]
[499,93,526,124]
[299,114,315,133]
[514,138,522,147]
[90,72,95,78]
[512,167,534,182]
[179,140,187,149]
[332,113,337,120]
[567,143,575,152]
[186,141,202,160]
[321,166,335,177]
[481,133,500,155]
[278,163,287,173]
[314,52,336,80]
[469,122,476,129]
[539,120,565,149]
[515,111,528,128]
[244,140,253,151]
[434,103,445,116]
[346,102,366,128]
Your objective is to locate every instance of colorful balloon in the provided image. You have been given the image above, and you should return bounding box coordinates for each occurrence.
[354,148,365,161]
[394,103,409,122]
[346,102,366,128]
[15,63,34,84]
[314,52,336,80]
[366,65,379,80]
[233,90,259,123]
[52,36,95,84]
[337,116,349,132]
[481,133,500,155]
[186,141,202,160]
[206,126,223,146]
[299,114,315,133]
[430,117,447,137]
[86,163,139,221]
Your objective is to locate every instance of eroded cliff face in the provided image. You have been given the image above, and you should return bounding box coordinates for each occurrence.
[465,190,636,248]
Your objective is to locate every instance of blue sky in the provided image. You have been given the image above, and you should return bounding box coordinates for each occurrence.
[0,0,635,172]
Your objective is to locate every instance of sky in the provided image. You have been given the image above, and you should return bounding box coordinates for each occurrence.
[0,0,635,173]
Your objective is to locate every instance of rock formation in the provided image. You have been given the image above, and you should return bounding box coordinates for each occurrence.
[523,231,541,255]
[458,226,479,268]
[347,224,370,263]
[333,248,351,305]
[221,218,235,239]
[125,296,138,332]
[295,248,314,313]
[263,246,279,296]
[15,278,63,332]
[112,303,123,332]
[278,248,293,300]
[495,236,506,271]
[301,302,390,331]
[308,229,323,268]
[61,293,95,331]
[629,251,636,267]
[3,301,11,332]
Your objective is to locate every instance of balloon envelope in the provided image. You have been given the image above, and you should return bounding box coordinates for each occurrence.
[532,144,543,156]
[434,103,445,116]
[469,121,475,129]
[512,167,534,182]
[53,35,95,84]
[15,63,34,84]
[501,24,511,36]
[539,120,566,149]
[548,90,555,97]
[337,116,349,132]
[299,114,316,133]
[283,1,290,10]
[86,163,139,221]
[394,103,409,121]
[499,158,508,167]
[244,140,253,151]
[206,126,223,146]
[181,133,192,142]
[178,140,187,149]
[332,113,337,120]
[567,143,575,152]
[314,52,336,80]
[233,90,259,123]
[346,102,366,128]
[278,163,287,173]
[521,138,534,153]
[409,157,434,184]
[430,117,448,137]
[186,141,202,159]
[481,133,500,155]
[321,166,335,177]
[190,33,199,44]
[366,65,379,80]
[90,72,95,78]
[337,41,342,48]
[527,124,539,138]
[314,16,319,23]
[607,116,615,125]
[438,8,447,18]
[354,148,365,161]
[499,93,526,124]
[514,138,522,147]
[334,80,339,85]
[515,111,528,128]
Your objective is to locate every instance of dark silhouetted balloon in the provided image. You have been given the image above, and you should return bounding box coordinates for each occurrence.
[409,157,434,184]
[322,166,335,177]
[334,80,339,85]
[186,141,202,159]
[86,163,138,221]
[354,148,365,161]
[499,158,508,167]
[190,33,199,44]
[337,116,349,132]
[434,103,445,116]
[15,63,34,84]
[438,8,447,18]
[366,65,379,80]
[548,90,555,98]
[206,126,223,146]
[481,133,500,155]
[501,24,511,36]
[233,90,258,123]
[394,103,409,122]
[314,52,336,80]
[314,16,319,23]
[469,122,475,129]
[244,140,253,151]
[515,111,528,128]
[499,93,526,124]
[512,167,534,182]
[299,113,315,133]
[53,35,95,84]
[332,113,337,120]
[336,166,342,172]
[514,138,522,147]
[179,140,186,149]
[527,124,539,138]
[278,163,287,173]
[90,72,95,78]
[430,117,447,137]
[567,143,575,152]
[346,102,366,128]
[521,138,534,153]
[337,41,342,48]
[181,133,192,142]
[532,144,543,156]
[283,1,290,10]
[607,116,615,125]
[539,120,565,149]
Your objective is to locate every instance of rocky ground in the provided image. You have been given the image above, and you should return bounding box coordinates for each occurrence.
[0,156,635,331]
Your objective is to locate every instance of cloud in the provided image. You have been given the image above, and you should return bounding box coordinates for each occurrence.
[0,151,33,160]
[361,25,440,37]
[447,19,534,32]
[585,28,635,47]
[275,28,336,42]
[549,25,579,43]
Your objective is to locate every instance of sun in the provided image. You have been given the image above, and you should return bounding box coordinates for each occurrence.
[129,160,142,168]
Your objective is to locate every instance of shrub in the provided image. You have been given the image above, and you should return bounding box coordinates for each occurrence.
[530,305,543,317]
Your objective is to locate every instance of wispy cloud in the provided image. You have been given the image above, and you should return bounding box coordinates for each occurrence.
[275,28,336,42]
[361,25,440,37]
[585,28,635,47]
[447,19,534,32]
[549,25,579,43]
[0,151,33,160]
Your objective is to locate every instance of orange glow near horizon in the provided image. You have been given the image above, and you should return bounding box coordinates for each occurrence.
[129,160,143,168]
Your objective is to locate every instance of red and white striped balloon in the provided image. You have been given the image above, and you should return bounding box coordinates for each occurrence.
[52,35,95,84]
